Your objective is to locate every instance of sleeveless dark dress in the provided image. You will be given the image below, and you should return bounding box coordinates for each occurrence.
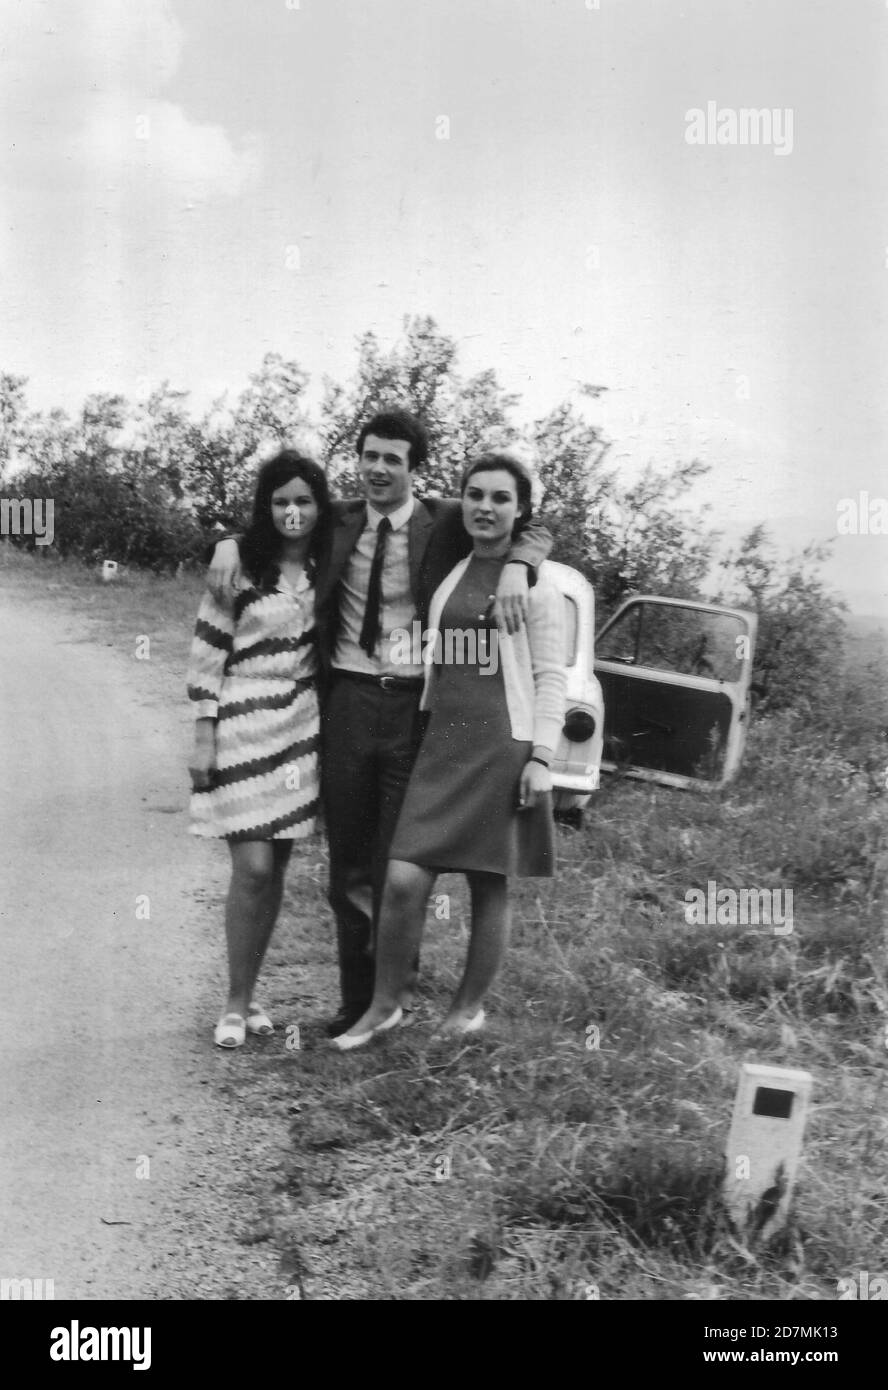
[389,554,546,876]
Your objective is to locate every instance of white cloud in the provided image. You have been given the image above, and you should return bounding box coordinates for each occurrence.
[73,94,261,198]
[0,0,261,196]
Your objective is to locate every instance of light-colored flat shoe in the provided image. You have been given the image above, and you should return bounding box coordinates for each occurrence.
[331,1006,403,1052]
[246,1003,274,1036]
[435,1008,486,1038]
[214,1013,246,1049]
[459,1008,486,1034]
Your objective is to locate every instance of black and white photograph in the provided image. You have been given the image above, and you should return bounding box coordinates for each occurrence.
[0,0,885,1345]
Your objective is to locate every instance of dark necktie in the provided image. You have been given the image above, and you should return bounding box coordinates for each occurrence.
[359,515,392,657]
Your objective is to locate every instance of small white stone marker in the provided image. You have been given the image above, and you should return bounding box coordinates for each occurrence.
[101,559,119,582]
[724,1063,813,1239]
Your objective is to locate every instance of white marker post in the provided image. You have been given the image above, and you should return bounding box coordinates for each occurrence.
[724,1063,813,1240]
[101,559,119,582]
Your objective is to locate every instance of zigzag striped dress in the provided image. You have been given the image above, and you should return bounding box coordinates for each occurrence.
[186,568,320,840]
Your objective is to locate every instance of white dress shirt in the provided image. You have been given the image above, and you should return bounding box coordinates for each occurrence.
[333,496,423,678]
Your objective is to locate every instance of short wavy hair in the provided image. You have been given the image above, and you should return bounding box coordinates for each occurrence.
[460,451,534,536]
[356,408,429,471]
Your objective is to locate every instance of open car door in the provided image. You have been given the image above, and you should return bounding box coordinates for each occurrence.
[594,596,757,789]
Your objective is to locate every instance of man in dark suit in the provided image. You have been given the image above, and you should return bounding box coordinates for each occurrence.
[209,408,551,1034]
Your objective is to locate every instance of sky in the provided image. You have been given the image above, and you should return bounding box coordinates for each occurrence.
[1,0,886,612]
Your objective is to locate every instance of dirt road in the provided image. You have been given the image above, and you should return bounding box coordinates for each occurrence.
[0,589,291,1300]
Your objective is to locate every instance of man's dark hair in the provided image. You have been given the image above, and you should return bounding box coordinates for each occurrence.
[461,452,534,537]
[356,408,429,471]
[239,449,331,590]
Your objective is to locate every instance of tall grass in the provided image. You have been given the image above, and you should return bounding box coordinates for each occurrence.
[258,713,885,1299]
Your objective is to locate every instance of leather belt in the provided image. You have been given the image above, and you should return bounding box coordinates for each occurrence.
[332,669,424,692]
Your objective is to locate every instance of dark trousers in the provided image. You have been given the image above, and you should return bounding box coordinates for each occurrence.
[321,675,427,1014]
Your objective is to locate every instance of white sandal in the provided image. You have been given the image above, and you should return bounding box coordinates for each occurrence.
[214,1013,246,1048]
[246,1003,275,1036]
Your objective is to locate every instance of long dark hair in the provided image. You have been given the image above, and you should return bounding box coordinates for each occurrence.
[460,452,534,537]
[239,450,331,590]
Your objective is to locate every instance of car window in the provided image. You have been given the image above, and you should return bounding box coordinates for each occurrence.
[598,601,748,682]
[597,603,640,664]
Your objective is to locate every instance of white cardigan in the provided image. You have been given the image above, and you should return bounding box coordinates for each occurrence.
[422,556,567,753]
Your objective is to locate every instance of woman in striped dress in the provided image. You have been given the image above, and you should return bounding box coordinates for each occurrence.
[187,451,331,1048]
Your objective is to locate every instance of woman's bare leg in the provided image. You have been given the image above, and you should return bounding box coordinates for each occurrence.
[441,871,510,1028]
[342,860,435,1035]
[248,839,293,1002]
[222,840,291,1016]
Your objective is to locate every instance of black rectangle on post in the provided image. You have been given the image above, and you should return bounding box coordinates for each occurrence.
[752,1086,794,1119]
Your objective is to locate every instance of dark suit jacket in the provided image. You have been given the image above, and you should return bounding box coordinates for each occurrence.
[315,496,552,681]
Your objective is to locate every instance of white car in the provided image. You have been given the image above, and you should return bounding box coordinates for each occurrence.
[545,560,605,814]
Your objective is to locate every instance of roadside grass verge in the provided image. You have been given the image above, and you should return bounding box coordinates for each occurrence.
[0,544,205,669]
[5,547,885,1300]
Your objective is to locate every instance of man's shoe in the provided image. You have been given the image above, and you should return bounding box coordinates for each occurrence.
[325,1007,370,1039]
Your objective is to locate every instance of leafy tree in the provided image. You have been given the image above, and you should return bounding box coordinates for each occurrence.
[18,406,79,480]
[530,394,611,576]
[590,458,718,619]
[7,385,204,569]
[182,352,311,527]
[235,352,311,447]
[717,526,848,715]
[319,316,521,494]
[0,372,28,482]
[80,393,128,462]
[124,383,194,498]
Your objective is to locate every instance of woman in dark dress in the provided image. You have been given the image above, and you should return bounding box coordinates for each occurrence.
[334,453,566,1048]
